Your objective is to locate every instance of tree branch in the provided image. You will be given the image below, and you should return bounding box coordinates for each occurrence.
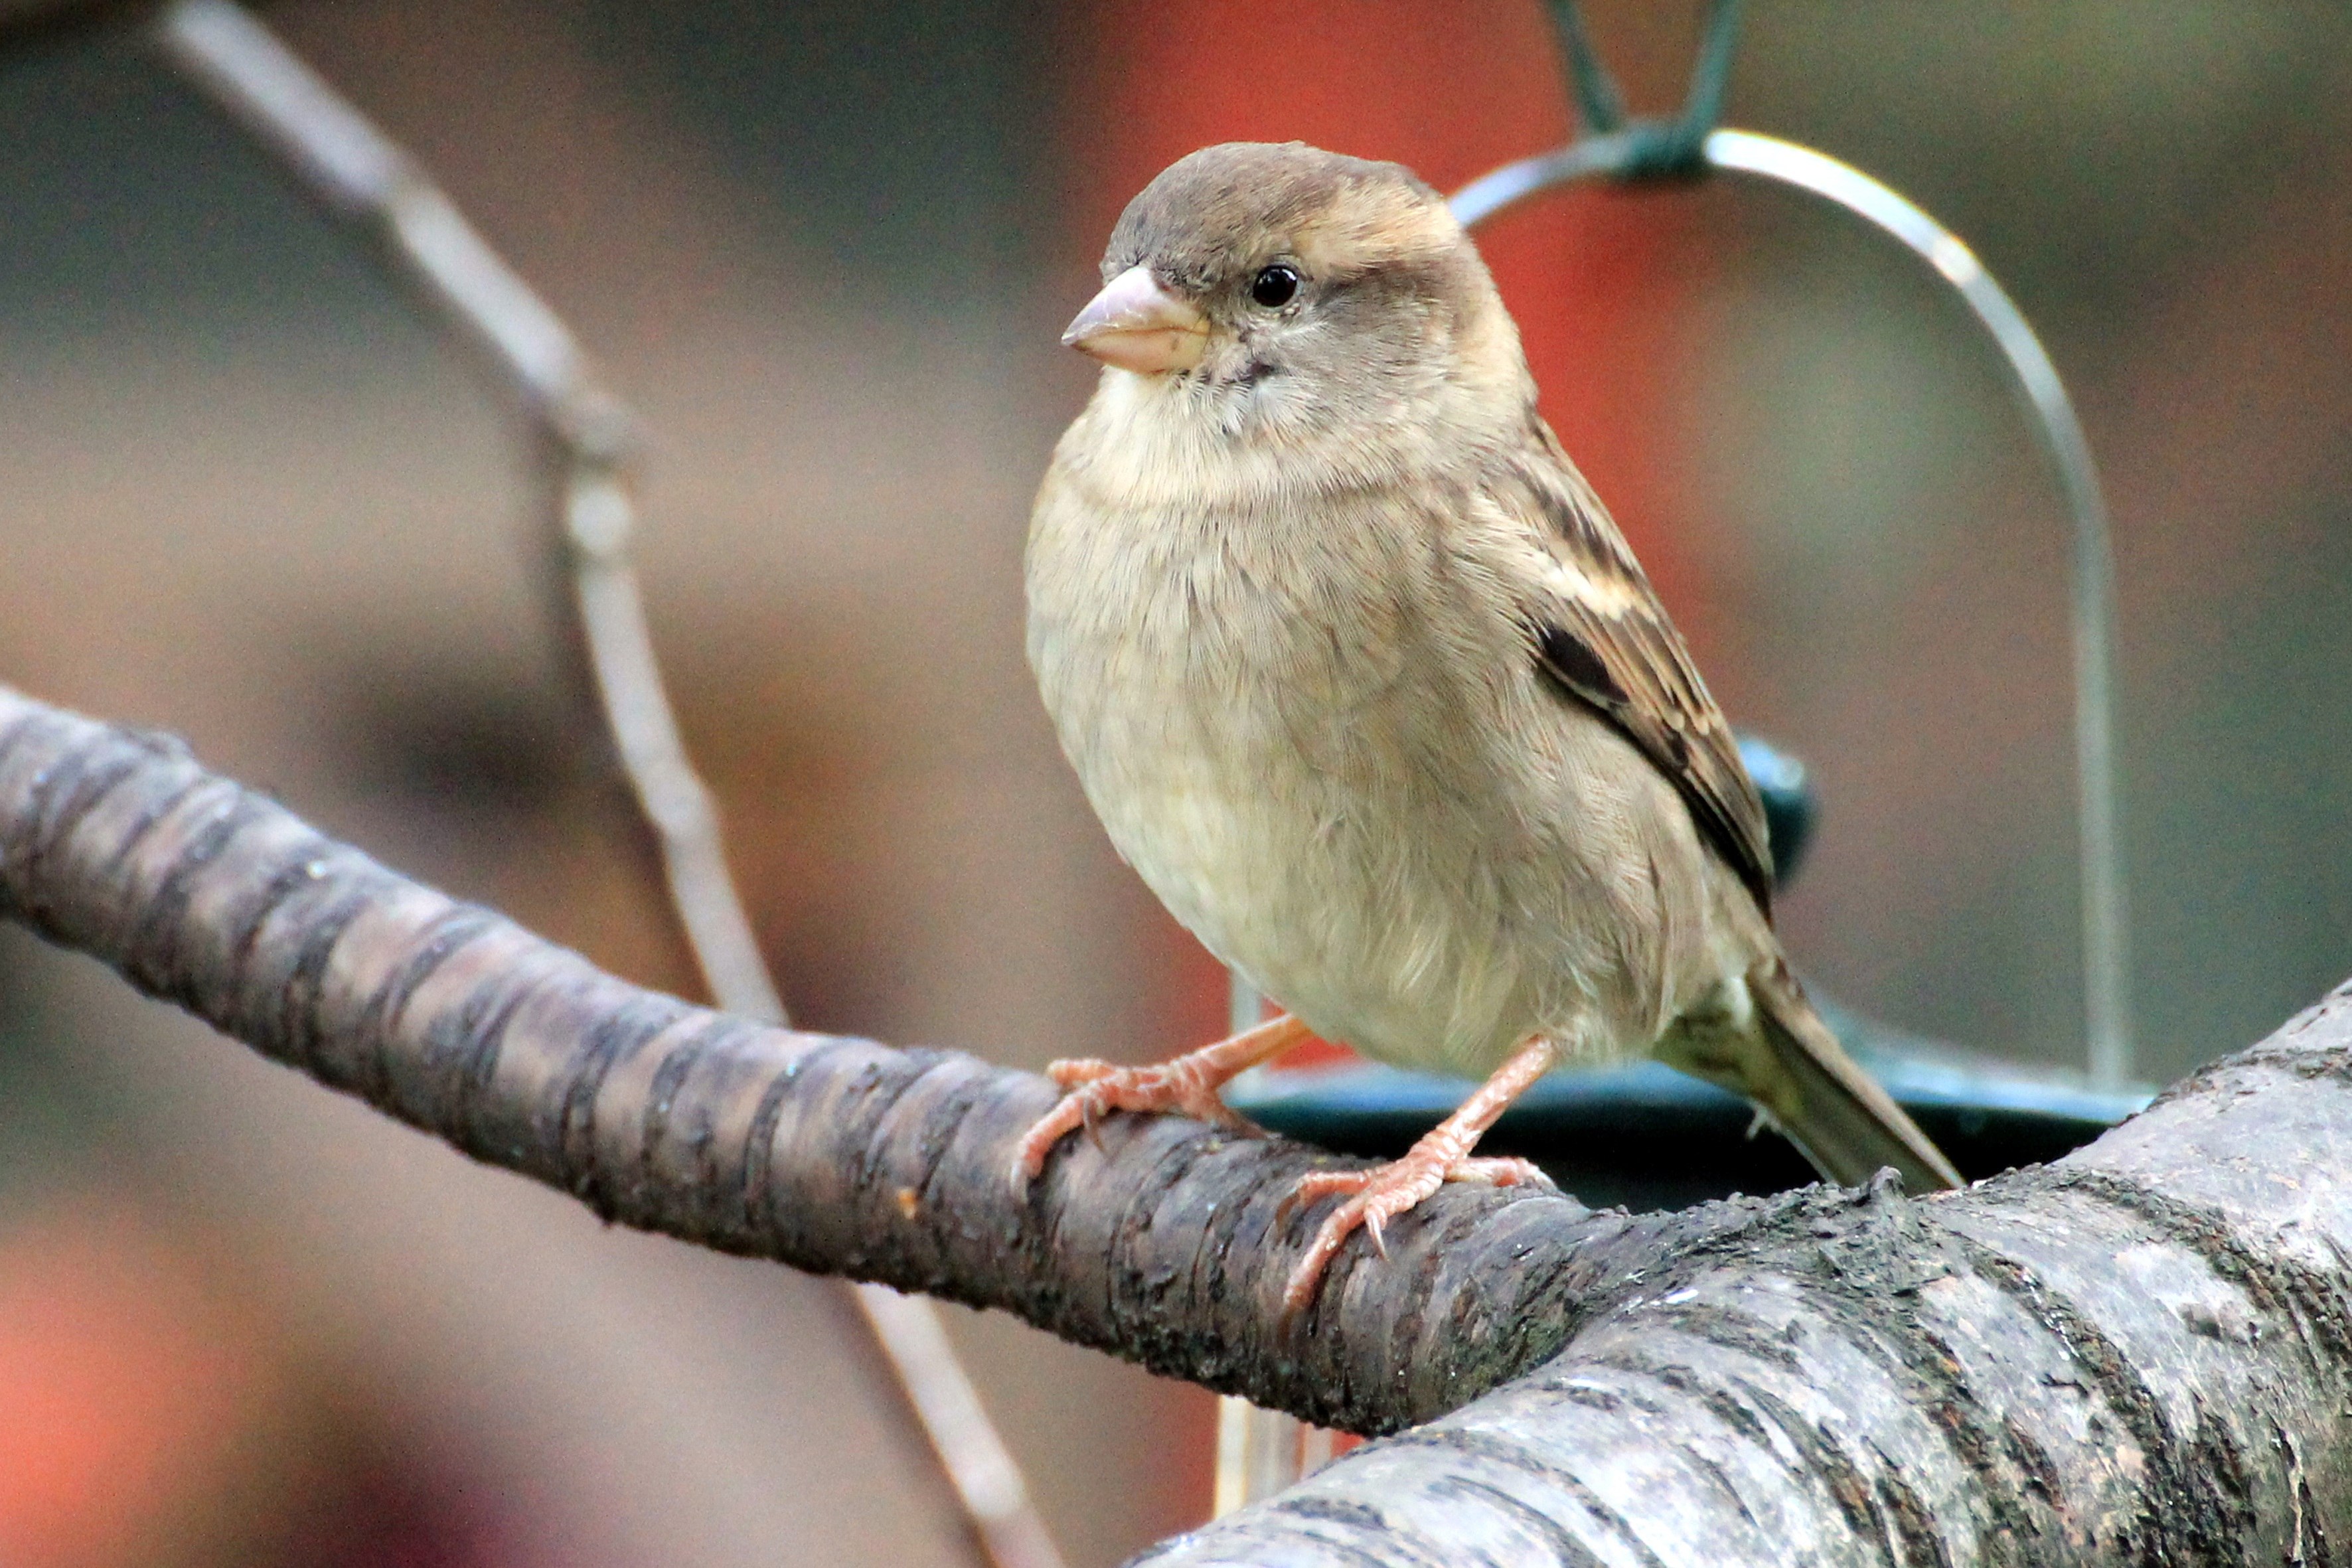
[11,681,2352,1565]
[0,684,1705,1433]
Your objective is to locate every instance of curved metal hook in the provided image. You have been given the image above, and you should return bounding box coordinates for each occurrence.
[1452,127,2131,1086]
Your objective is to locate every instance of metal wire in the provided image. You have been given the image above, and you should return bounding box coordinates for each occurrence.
[1450,128,2132,1085]
[1545,0,1743,176]
[149,4,1069,1562]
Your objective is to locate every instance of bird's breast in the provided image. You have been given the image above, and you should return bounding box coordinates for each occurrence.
[1026,460,1579,1071]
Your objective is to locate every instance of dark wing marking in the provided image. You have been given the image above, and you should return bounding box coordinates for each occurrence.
[1500,419,1776,912]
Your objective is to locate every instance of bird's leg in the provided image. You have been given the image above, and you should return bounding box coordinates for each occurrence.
[1011,1011,1315,1188]
[1280,1036,1559,1314]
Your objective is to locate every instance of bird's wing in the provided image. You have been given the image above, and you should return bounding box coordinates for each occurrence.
[1488,418,1776,912]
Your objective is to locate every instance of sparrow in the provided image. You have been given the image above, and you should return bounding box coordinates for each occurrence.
[1014,141,1960,1313]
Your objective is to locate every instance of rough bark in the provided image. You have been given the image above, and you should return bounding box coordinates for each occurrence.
[7,681,2352,1566]
[1150,1076,2352,1565]
[0,684,1709,1432]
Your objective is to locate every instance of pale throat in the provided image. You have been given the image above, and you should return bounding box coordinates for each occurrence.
[1077,356,1493,514]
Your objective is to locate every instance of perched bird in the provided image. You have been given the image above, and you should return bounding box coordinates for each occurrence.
[1016,141,1960,1312]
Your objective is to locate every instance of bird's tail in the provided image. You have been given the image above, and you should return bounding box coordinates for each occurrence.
[1657,959,1962,1194]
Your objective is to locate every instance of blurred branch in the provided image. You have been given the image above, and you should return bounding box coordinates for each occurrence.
[8,687,2352,1565]
[151,0,783,1022]
[141,5,1061,1567]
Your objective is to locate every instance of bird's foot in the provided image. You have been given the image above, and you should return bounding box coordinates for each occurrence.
[1279,1150,1552,1315]
[1276,1032,1561,1314]
[1010,1013,1312,1190]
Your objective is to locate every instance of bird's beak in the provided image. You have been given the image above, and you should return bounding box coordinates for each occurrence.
[1062,266,1208,374]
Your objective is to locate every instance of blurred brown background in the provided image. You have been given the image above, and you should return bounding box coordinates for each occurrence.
[1,1,2348,1563]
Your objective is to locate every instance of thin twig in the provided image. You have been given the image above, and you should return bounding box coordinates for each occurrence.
[144,6,1060,1565]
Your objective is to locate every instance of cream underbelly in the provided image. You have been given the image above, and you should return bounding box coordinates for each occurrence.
[1080,730,1645,1080]
[1027,442,1725,1078]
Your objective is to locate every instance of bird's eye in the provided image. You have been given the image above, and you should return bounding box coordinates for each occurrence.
[1249,264,1300,309]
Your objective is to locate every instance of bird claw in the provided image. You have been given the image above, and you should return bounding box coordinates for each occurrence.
[1048,1058,1117,1090]
[1274,1167,1358,1225]
[1010,1054,1260,1191]
[1454,1156,1555,1190]
[1279,1152,1554,1315]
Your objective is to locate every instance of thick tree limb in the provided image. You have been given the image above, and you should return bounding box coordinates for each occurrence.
[1152,1079,2352,1564]
[0,684,1695,1433]
[10,682,2352,1565]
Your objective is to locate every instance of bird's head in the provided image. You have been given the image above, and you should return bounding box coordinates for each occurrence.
[1064,142,1530,471]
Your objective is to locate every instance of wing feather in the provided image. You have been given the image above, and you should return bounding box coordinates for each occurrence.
[1493,419,1776,911]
